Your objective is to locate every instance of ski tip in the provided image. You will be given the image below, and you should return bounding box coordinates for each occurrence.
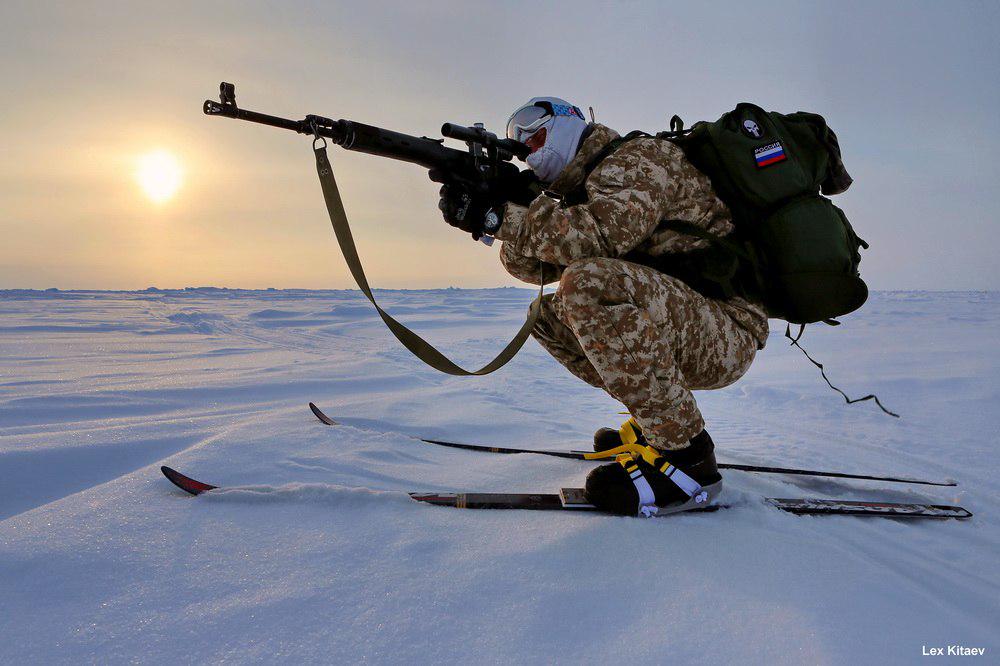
[409,492,458,507]
[308,402,338,426]
[161,466,217,496]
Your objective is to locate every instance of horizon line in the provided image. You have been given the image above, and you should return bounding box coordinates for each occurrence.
[2,287,998,295]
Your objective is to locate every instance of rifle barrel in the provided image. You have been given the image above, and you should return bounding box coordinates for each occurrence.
[204,99,344,139]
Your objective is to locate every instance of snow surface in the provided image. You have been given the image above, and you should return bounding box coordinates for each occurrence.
[1,288,997,664]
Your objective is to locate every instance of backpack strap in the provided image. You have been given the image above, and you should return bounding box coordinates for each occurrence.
[564,130,650,205]
[656,114,692,138]
[583,130,650,176]
[654,219,764,300]
[656,219,753,262]
[567,131,766,301]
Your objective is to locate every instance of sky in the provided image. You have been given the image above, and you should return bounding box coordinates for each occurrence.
[1,0,998,290]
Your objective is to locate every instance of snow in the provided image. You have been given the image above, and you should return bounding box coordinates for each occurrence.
[1,288,997,664]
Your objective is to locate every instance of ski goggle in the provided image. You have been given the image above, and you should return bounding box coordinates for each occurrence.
[505,101,585,143]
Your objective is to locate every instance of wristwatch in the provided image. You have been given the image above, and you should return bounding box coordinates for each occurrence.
[482,205,504,235]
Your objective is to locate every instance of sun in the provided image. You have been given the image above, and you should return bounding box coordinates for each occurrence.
[136,150,183,203]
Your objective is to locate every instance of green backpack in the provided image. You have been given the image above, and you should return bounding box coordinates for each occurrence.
[574,105,889,413]
[660,103,869,324]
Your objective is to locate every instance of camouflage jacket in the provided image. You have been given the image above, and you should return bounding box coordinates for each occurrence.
[495,124,769,347]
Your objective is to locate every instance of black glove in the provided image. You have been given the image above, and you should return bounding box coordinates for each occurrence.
[489,169,540,207]
[428,169,499,240]
[430,168,536,240]
[437,182,495,241]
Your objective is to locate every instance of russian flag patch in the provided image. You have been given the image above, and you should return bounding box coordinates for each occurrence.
[754,141,787,168]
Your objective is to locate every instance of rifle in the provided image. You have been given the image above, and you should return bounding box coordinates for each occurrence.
[203,82,543,376]
[205,82,528,194]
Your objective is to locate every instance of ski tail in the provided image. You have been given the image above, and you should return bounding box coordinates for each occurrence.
[718,464,956,487]
[765,497,973,519]
[161,466,217,496]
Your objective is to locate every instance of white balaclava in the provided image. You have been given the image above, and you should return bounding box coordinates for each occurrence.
[522,97,588,183]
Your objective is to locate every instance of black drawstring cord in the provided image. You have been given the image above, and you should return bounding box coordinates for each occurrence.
[785,324,900,418]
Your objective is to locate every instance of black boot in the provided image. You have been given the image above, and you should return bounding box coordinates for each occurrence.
[593,417,646,452]
[584,430,722,516]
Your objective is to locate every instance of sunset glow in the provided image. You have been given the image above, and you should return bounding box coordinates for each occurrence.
[136,150,182,203]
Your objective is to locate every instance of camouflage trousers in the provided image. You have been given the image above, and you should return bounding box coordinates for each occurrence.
[532,258,760,450]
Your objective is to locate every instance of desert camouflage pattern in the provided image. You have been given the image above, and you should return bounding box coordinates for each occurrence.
[495,124,768,450]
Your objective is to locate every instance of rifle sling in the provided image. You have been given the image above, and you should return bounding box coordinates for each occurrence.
[313,144,543,376]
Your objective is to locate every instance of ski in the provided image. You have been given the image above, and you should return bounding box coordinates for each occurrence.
[308,402,957,487]
[160,466,972,519]
[410,489,972,519]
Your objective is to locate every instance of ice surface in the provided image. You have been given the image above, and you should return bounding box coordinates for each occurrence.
[1,288,997,664]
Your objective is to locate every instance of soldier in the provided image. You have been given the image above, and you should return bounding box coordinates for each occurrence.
[435,97,769,516]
